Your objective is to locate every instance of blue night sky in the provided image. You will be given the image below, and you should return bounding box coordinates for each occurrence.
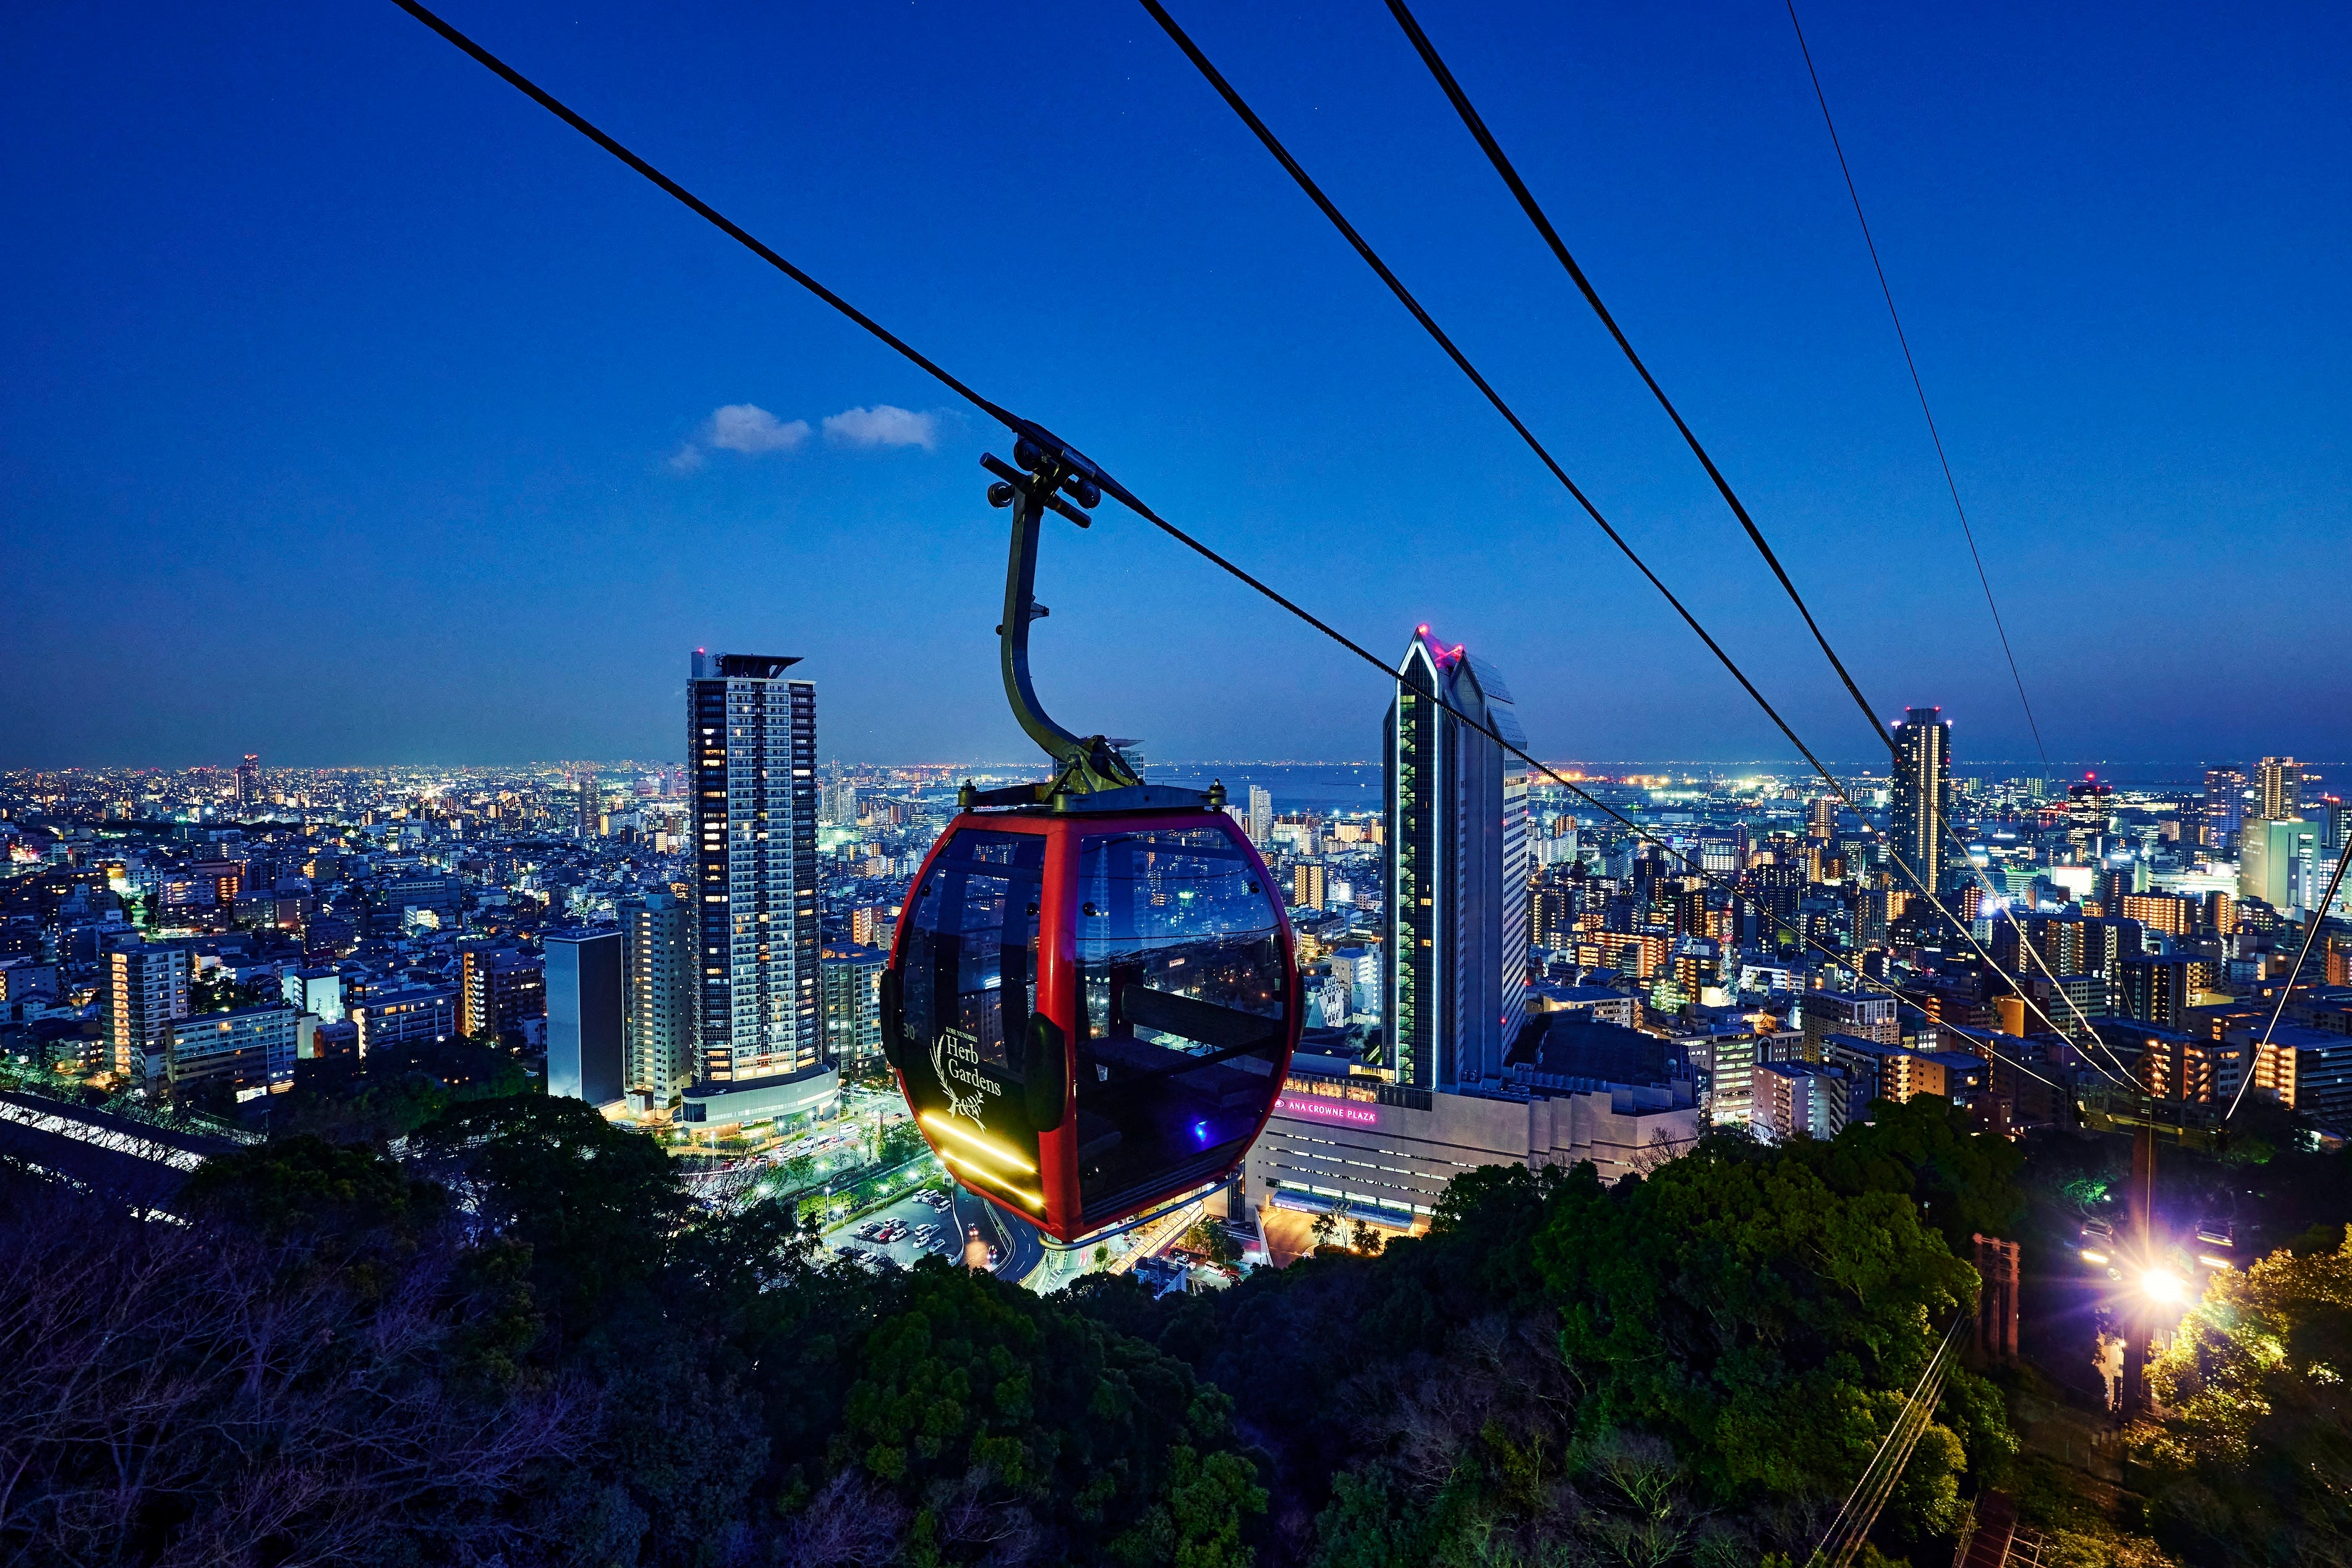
[4,1,2345,770]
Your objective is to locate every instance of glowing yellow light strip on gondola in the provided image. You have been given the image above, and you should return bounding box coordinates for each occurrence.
[918,1112,1038,1174]
[939,1151,1046,1211]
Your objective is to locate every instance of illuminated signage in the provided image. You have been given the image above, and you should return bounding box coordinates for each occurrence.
[1274,1094,1381,1127]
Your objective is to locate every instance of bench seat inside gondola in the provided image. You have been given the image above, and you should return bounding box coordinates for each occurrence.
[1073,985,1281,1161]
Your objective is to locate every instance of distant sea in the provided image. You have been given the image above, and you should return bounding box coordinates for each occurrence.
[1146,762,1383,815]
[903,757,2341,806]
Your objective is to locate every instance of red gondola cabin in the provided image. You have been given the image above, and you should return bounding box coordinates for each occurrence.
[884,805,1300,1242]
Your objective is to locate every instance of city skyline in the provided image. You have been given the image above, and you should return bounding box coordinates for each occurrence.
[4,1,2346,767]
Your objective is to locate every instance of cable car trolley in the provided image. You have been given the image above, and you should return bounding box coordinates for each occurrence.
[882,431,1302,1243]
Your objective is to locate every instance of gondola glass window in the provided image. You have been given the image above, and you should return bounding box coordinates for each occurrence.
[900,830,1046,1185]
[1073,827,1289,1225]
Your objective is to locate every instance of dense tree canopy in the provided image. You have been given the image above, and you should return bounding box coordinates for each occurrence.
[2137,1225,2352,1565]
[0,1095,2041,1566]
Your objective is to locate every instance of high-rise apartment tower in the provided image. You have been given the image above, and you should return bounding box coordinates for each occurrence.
[688,650,820,1086]
[2257,757,2301,823]
[621,890,697,1101]
[1890,707,1953,899]
[1383,626,1530,1091]
[106,946,190,1081]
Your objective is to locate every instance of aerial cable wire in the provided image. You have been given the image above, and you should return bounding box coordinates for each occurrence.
[385,0,2121,1095]
[1805,1311,1965,1567]
[1370,0,2115,1068]
[1136,0,2129,1084]
[1780,0,2052,788]
[2223,835,2352,1123]
[1371,0,1883,765]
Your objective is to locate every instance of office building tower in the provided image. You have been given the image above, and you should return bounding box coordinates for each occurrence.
[820,942,887,1076]
[621,890,697,1101]
[1247,786,1272,847]
[574,774,599,840]
[1293,862,1327,913]
[1384,626,1531,1090]
[2257,757,2301,823]
[2241,818,2319,912]
[1807,796,1837,842]
[106,946,190,1081]
[1889,707,1952,898]
[2203,767,2246,850]
[688,650,821,1086]
[546,928,624,1105]
[235,754,260,815]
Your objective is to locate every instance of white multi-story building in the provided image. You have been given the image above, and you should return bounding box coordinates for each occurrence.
[1243,1059,1698,1233]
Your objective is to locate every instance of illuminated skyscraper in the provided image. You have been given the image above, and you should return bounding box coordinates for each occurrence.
[1383,626,1531,1091]
[2257,757,2301,822]
[1889,707,1952,898]
[688,650,821,1087]
[2202,767,2247,850]
[1247,786,1272,846]
[234,754,260,815]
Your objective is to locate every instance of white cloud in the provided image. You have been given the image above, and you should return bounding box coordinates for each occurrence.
[822,404,938,451]
[705,403,810,454]
[666,442,707,474]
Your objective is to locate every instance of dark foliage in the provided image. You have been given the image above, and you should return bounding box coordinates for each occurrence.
[1069,1131,2013,1567]
[0,1089,2042,1566]
[0,1097,1261,1567]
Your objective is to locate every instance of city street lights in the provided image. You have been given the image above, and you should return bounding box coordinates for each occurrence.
[2140,1268,2188,1308]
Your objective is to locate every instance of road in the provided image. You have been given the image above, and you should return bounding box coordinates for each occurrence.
[954,1183,1045,1284]
[820,1178,1044,1285]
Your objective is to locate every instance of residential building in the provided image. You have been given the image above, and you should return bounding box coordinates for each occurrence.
[1753,1059,1847,1141]
[1803,989,1898,1059]
[459,944,545,1044]
[1247,786,1272,847]
[168,1003,296,1099]
[1890,707,1953,897]
[2257,757,2301,822]
[622,890,697,1102]
[2118,953,2217,1031]
[104,945,189,1081]
[820,941,887,1076]
[350,986,458,1060]
[1384,626,1531,1090]
[1292,862,1327,913]
[689,650,824,1086]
